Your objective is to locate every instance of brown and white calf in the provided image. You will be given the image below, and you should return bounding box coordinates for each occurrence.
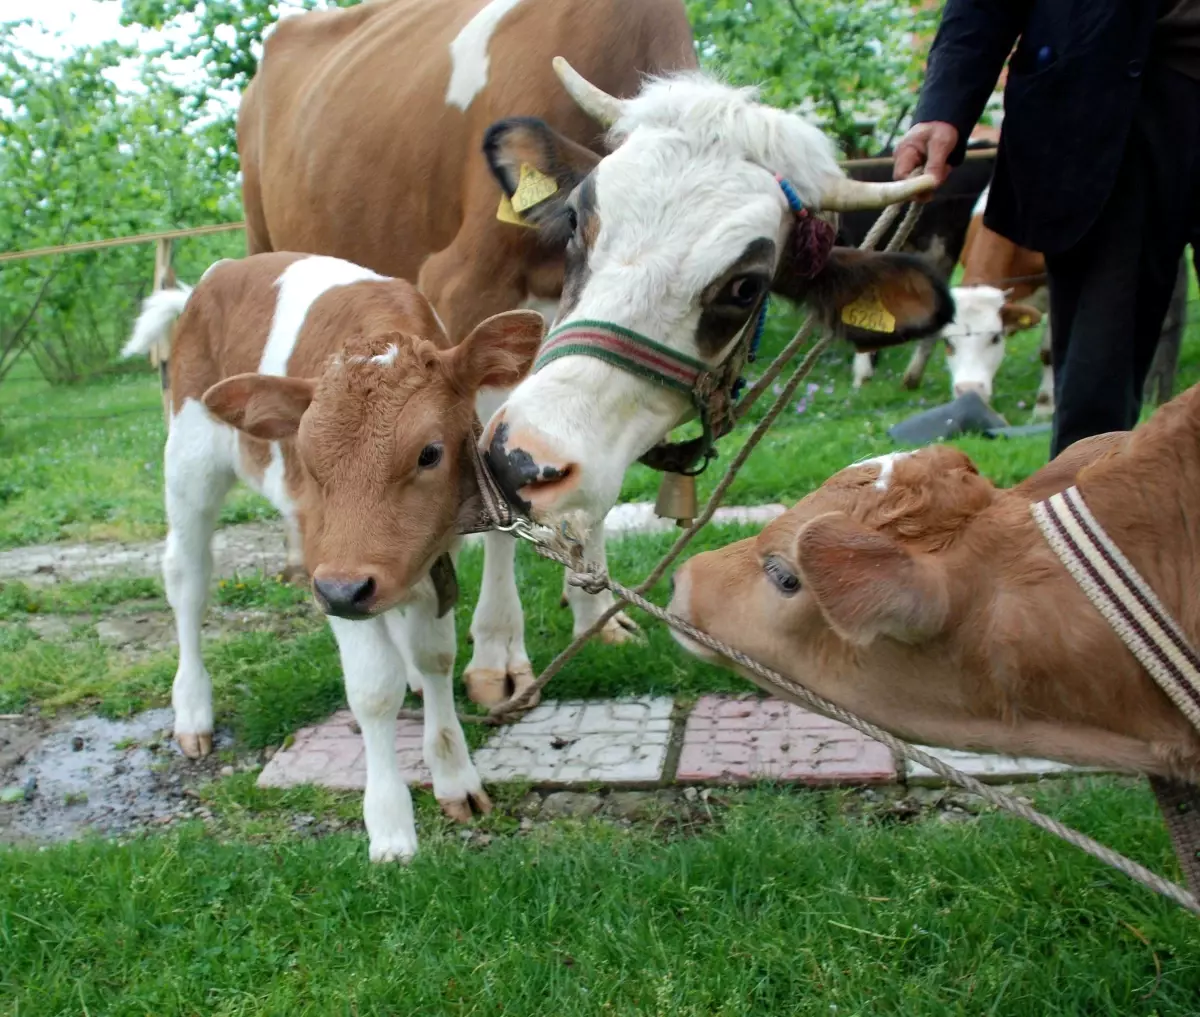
[668,394,1200,782]
[122,252,544,862]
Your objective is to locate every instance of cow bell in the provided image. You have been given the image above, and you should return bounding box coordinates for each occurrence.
[653,471,697,528]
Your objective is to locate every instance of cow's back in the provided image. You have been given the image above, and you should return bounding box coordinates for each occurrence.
[239,0,695,285]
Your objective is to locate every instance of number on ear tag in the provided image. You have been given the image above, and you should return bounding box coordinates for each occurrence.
[511,163,559,213]
[840,290,897,333]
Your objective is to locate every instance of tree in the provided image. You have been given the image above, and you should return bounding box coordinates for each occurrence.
[0,23,241,382]
[687,0,942,157]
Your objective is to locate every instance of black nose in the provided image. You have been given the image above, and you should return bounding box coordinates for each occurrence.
[485,422,538,511]
[313,576,376,618]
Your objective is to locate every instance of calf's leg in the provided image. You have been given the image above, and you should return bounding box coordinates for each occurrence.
[464,530,535,707]
[901,338,936,390]
[386,579,491,824]
[851,351,875,389]
[329,614,418,863]
[162,400,237,758]
[564,523,640,645]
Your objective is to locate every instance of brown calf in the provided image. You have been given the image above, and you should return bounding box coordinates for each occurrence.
[122,252,544,862]
[669,391,1200,782]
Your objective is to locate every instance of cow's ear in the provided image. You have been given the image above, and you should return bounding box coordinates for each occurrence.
[1000,302,1042,335]
[451,310,546,392]
[483,117,600,239]
[775,248,955,350]
[795,511,950,646]
[203,374,315,440]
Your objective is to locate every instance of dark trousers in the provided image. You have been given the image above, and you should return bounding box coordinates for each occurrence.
[1046,62,1200,458]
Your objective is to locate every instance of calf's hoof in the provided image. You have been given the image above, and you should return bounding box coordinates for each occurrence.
[900,372,921,391]
[597,611,641,645]
[439,788,494,824]
[465,667,511,707]
[176,732,213,759]
[368,837,417,864]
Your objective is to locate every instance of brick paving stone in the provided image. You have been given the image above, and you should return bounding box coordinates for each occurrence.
[904,745,1098,785]
[257,709,427,790]
[677,695,896,784]
[473,697,674,785]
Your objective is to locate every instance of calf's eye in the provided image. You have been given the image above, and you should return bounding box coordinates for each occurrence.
[721,275,765,309]
[417,443,443,469]
[763,554,801,596]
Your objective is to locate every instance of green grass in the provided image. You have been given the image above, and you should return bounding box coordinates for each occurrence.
[3,779,1199,1015]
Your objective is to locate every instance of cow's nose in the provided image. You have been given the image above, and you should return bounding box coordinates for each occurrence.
[312,574,377,619]
[954,381,990,402]
[485,420,578,513]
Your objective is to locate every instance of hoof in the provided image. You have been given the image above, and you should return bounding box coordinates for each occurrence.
[177,732,213,759]
[465,668,510,707]
[507,664,541,710]
[900,373,921,391]
[439,788,493,824]
[597,611,641,645]
[368,839,417,864]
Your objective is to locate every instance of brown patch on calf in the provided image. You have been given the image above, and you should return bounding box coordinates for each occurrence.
[204,375,316,440]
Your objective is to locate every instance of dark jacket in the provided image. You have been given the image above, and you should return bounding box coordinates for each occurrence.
[914,0,1159,254]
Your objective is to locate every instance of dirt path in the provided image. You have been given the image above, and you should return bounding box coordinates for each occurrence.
[0,503,785,586]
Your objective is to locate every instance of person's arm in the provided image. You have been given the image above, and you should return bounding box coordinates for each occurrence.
[895,0,1027,183]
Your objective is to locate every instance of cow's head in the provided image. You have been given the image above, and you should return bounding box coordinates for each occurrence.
[203,312,543,618]
[942,285,1043,402]
[481,61,955,534]
[667,445,1004,734]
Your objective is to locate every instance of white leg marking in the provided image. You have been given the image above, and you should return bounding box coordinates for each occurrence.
[852,352,874,389]
[329,614,417,864]
[385,581,490,824]
[445,0,526,111]
[464,530,533,706]
[565,522,641,645]
[162,399,238,757]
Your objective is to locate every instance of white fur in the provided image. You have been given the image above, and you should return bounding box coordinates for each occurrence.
[490,74,847,529]
[941,285,1009,402]
[370,344,399,366]
[852,451,915,491]
[852,352,875,389]
[122,285,192,358]
[261,256,385,375]
[445,0,525,111]
[972,184,990,219]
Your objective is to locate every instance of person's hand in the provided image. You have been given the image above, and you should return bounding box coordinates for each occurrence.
[893,121,959,201]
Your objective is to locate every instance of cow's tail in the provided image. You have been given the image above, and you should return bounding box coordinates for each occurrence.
[121,283,193,359]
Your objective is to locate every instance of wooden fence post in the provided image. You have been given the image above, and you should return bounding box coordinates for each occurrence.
[150,237,176,426]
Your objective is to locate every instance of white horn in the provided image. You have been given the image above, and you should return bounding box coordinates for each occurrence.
[819,172,938,211]
[552,56,624,128]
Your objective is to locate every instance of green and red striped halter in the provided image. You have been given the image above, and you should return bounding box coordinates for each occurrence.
[529,176,810,475]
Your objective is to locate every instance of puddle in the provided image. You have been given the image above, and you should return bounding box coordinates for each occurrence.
[0,710,234,844]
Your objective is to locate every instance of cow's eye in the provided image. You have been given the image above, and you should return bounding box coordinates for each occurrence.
[990,334,1002,346]
[417,443,443,469]
[565,206,579,233]
[719,274,765,309]
[763,554,801,596]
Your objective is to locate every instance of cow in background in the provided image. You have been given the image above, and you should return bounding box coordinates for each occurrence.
[238,0,698,704]
[900,187,1188,417]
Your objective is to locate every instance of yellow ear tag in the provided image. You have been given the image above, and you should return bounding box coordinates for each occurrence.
[496,192,534,228]
[1019,315,1032,328]
[510,162,558,213]
[840,290,897,333]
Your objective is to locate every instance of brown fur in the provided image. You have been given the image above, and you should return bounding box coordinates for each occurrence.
[670,397,1200,782]
[174,253,543,614]
[237,0,696,340]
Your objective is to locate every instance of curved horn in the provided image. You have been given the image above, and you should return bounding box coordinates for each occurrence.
[819,172,938,211]
[552,56,625,128]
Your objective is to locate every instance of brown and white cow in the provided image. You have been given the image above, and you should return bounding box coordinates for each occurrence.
[668,396,1200,782]
[122,253,545,862]
[238,0,699,683]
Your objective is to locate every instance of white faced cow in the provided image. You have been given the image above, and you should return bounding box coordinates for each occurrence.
[123,253,545,862]
[482,63,954,539]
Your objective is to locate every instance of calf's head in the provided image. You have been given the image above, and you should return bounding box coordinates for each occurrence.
[941,285,1042,402]
[668,446,1002,729]
[203,312,543,618]
[481,61,955,534]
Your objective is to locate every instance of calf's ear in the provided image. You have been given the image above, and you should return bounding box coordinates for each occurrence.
[483,117,600,240]
[775,248,955,350]
[795,511,950,646]
[203,374,315,440]
[1000,302,1042,335]
[451,310,546,392]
